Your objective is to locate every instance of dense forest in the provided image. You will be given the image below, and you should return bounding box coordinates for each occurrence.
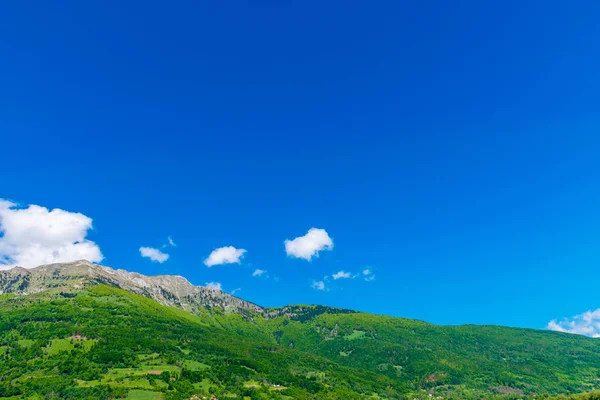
[2,283,600,399]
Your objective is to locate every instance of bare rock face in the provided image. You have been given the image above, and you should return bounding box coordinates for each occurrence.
[0,260,263,316]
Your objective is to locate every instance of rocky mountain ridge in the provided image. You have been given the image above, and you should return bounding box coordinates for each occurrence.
[0,260,264,316]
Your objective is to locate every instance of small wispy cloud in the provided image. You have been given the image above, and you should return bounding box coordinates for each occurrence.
[161,236,177,249]
[332,270,351,280]
[205,282,222,291]
[231,288,242,295]
[140,247,169,263]
[285,228,333,261]
[363,268,375,281]
[547,309,600,338]
[311,280,326,291]
[252,269,266,277]
[204,246,247,267]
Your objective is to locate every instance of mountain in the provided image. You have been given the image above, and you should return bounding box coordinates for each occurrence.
[1,261,600,400]
[0,260,263,315]
[0,261,348,320]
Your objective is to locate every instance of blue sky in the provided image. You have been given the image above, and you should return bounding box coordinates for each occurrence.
[2,1,600,332]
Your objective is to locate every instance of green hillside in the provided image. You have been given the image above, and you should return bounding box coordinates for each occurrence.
[0,285,396,399]
[201,306,600,398]
[2,283,600,399]
[207,308,600,395]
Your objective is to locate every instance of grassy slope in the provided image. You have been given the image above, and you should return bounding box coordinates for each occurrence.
[2,286,600,399]
[205,306,600,397]
[0,285,400,400]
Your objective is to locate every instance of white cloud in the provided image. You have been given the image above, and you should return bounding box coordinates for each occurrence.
[332,270,351,280]
[362,268,375,281]
[284,228,333,261]
[252,268,266,277]
[0,199,103,270]
[168,236,176,247]
[231,288,241,295]
[311,280,326,291]
[139,247,169,263]
[205,282,222,291]
[204,246,247,267]
[547,309,600,338]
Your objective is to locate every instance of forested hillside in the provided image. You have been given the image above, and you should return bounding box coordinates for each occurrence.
[2,264,600,399]
[200,306,600,398]
[0,285,397,399]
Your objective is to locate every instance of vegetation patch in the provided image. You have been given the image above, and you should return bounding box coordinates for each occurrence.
[183,360,210,371]
[343,329,367,340]
[193,378,216,392]
[126,390,163,399]
[44,338,76,355]
[16,339,34,348]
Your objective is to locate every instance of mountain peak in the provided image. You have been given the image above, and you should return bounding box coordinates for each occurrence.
[0,260,263,315]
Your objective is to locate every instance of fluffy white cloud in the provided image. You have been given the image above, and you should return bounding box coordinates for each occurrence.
[284,228,333,261]
[547,309,600,338]
[252,269,266,277]
[311,280,325,290]
[139,247,169,263]
[332,270,351,280]
[0,199,103,270]
[205,282,222,291]
[204,246,246,267]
